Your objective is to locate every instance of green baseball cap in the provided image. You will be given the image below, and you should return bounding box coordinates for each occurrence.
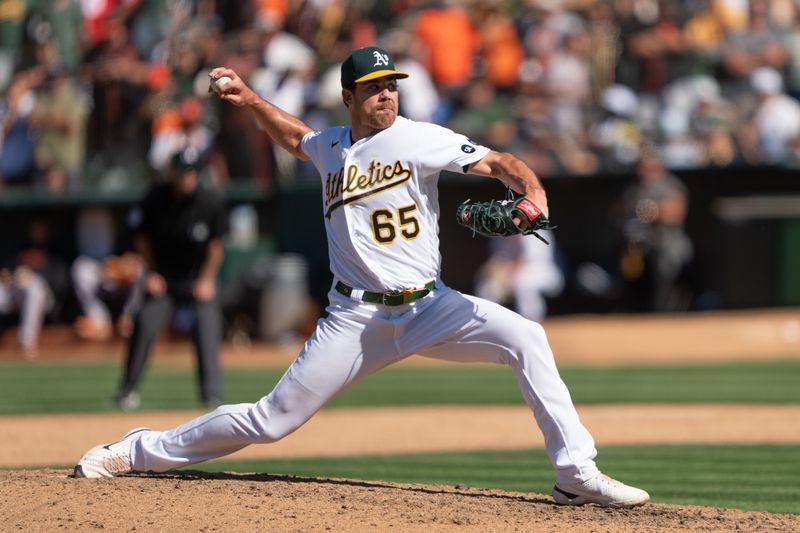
[340,46,409,89]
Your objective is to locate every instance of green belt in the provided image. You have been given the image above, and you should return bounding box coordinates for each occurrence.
[335,280,436,306]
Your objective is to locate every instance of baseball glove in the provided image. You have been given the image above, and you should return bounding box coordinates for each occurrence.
[456,196,556,244]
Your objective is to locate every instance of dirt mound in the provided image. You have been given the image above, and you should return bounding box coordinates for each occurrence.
[2,470,796,532]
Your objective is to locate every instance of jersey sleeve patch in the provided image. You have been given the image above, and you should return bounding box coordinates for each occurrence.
[413,121,490,176]
[456,144,490,173]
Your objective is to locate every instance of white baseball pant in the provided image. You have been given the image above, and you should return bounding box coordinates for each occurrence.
[71,256,113,327]
[0,270,53,352]
[133,284,599,484]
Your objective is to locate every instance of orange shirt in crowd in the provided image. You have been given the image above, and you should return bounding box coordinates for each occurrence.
[480,15,524,88]
[414,8,477,88]
[257,0,288,27]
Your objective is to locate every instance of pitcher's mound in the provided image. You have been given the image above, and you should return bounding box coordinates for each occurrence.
[2,470,798,532]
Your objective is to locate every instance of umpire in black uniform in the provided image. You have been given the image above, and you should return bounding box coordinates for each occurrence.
[116,147,226,410]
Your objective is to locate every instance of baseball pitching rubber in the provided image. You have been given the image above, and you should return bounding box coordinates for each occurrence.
[211,76,232,93]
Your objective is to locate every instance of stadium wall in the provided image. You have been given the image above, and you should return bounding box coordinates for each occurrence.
[1,165,798,317]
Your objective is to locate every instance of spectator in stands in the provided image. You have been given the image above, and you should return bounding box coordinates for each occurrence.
[541,20,599,176]
[31,1,83,74]
[447,78,513,147]
[586,0,620,102]
[590,84,643,171]
[0,67,44,187]
[28,66,89,193]
[115,147,226,411]
[212,27,277,188]
[786,27,800,99]
[168,34,205,100]
[682,0,726,76]
[658,75,724,169]
[519,1,586,71]
[721,0,789,91]
[618,0,687,94]
[543,21,591,140]
[413,1,477,99]
[6,0,800,194]
[250,15,317,186]
[686,76,740,167]
[474,1,524,90]
[84,11,154,180]
[738,66,800,165]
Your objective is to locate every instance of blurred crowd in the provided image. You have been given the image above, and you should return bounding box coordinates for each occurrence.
[2,0,797,355]
[2,0,800,195]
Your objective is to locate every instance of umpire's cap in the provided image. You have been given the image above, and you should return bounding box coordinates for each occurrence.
[170,146,203,172]
[341,46,408,89]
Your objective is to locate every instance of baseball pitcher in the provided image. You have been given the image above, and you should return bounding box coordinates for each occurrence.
[75,47,649,508]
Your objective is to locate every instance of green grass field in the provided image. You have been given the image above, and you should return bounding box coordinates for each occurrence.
[3,358,799,514]
[194,444,800,515]
[1,360,799,414]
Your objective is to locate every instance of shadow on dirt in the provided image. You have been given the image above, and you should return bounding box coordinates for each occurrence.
[127,469,555,505]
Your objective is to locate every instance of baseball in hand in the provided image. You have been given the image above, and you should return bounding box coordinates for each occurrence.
[211,76,232,94]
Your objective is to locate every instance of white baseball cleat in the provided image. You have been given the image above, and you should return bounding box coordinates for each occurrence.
[73,427,150,479]
[552,472,650,508]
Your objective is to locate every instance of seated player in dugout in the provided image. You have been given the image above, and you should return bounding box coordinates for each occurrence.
[75,47,649,508]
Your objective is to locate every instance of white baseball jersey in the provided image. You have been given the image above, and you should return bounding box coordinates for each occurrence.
[301,116,490,291]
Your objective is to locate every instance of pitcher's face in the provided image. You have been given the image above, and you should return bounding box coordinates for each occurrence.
[344,76,399,132]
